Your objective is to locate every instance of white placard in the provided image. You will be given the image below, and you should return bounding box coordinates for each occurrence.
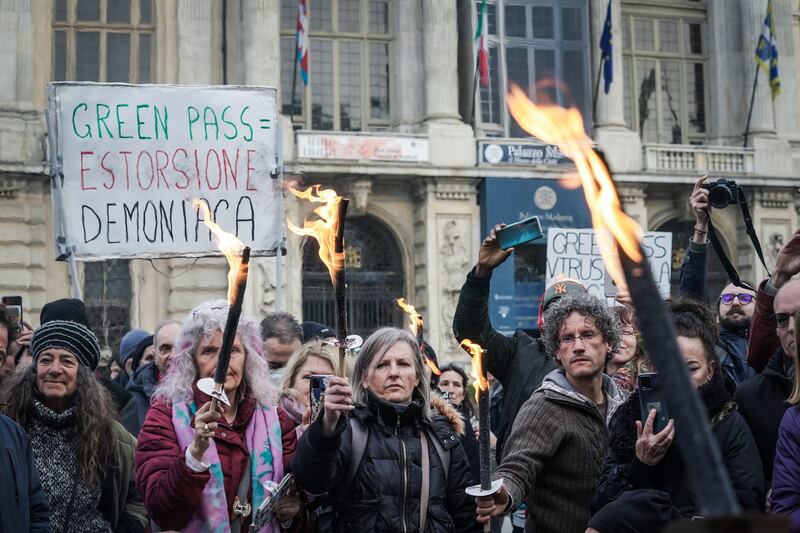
[546,228,673,300]
[296,132,429,162]
[47,82,283,261]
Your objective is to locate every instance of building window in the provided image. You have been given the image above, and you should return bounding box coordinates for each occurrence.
[83,260,132,353]
[53,0,155,83]
[476,0,591,138]
[280,0,392,131]
[621,7,706,144]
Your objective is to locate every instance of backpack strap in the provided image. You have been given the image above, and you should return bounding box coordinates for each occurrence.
[339,417,369,501]
[425,427,450,486]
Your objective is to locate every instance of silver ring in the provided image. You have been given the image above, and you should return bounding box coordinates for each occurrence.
[204,423,209,432]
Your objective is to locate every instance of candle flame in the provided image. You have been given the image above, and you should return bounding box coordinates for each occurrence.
[506,85,643,292]
[193,199,246,303]
[287,185,345,286]
[460,339,489,403]
[396,298,423,337]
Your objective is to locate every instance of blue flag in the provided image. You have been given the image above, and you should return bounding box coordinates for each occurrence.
[755,0,780,99]
[600,0,613,94]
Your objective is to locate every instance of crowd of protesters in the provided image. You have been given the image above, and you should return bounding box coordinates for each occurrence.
[1,177,800,532]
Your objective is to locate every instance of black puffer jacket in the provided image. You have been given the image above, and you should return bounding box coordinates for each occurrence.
[592,376,765,519]
[292,392,481,533]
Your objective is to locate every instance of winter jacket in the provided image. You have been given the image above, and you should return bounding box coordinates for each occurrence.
[678,239,755,388]
[452,271,556,460]
[591,377,764,529]
[0,414,51,532]
[748,278,783,373]
[493,369,624,533]
[735,349,792,484]
[771,406,800,531]
[121,363,159,437]
[102,421,148,532]
[291,391,481,533]
[135,388,264,531]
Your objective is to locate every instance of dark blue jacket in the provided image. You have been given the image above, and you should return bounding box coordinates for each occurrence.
[0,414,51,532]
[679,239,755,387]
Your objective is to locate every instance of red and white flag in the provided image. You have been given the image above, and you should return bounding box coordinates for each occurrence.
[474,0,489,86]
[296,0,309,85]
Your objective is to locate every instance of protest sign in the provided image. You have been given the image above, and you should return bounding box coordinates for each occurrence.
[546,228,673,299]
[47,82,282,261]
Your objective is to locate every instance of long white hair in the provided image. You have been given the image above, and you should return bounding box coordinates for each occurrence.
[153,299,276,406]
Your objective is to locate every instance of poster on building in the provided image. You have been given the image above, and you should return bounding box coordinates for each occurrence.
[546,228,673,299]
[296,132,429,162]
[47,82,283,261]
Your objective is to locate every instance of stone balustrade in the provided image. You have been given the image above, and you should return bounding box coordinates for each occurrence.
[643,144,755,175]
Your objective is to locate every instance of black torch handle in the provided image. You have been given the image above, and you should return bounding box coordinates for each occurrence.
[620,248,739,516]
[213,247,251,386]
[334,199,349,377]
[478,377,491,491]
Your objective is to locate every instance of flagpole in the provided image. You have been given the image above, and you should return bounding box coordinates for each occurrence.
[469,53,480,130]
[592,56,605,123]
[289,37,299,125]
[743,62,760,149]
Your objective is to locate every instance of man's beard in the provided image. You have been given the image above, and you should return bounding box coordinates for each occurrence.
[719,311,751,333]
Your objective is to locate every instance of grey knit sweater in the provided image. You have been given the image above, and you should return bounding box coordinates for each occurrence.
[494,369,624,533]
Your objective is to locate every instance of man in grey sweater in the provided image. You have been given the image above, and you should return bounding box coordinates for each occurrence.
[475,292,625,533]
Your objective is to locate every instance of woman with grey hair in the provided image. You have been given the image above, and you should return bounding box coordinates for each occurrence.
[292,327,481,532]
[134,300,296,532]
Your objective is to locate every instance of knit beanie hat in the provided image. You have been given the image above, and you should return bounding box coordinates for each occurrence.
[131,334,155,372]
[40,298,90,327]
[119,328,151,366]
[30,319,101,370]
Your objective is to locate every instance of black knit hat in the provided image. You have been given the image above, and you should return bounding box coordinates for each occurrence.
[40,298,90,327]
[30,319,101,370]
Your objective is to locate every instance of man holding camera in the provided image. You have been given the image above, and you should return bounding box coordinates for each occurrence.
[679,176,756,388]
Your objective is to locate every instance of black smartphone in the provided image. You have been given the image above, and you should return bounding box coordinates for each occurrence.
[1,296,22,332]
[309,374,332,422]
[638,372,670,434]
[496,216,544,250]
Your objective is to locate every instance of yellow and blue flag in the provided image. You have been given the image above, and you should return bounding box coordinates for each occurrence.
[755,0,780,100]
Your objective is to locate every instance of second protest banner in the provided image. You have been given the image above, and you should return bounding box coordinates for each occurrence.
[48,82,282,261]
[546,228,673,299]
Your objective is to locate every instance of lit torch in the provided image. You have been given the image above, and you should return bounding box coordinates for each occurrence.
[193,199,251,409]
[505,87,740,517]
[287,185,350,375]
[396,297,440,376]
[461,339,501,530]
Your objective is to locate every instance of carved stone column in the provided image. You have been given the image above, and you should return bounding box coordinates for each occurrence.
[177,0,214,84]
[393,0,424,130]
[241,0,280,87]
[421,1,460,122]
[618,185,647,228]
[0,0,19,103]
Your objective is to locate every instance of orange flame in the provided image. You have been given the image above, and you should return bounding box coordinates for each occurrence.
[287,185,345,286]
[396,298,423,337]
[506,85,643,292]
[193,199,245,303]
[460,339,489,403]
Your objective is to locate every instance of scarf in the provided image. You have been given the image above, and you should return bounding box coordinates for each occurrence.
[172,399,284,533]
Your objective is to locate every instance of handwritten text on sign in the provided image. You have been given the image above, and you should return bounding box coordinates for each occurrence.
[546,228,673,299]
[48,83,282,260]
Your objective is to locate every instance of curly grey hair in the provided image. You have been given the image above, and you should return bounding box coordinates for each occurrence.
[541,292,621,362]
[153,299,276,406]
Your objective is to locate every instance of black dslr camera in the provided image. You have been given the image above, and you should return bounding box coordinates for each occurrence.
[700,178,742,209]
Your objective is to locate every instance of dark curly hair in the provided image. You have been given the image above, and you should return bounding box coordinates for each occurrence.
[541,292,621,362]
[0,363,116,489]
[668,298,719,364]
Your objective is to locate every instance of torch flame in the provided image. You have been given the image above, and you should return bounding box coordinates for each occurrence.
[287,185,344,286]
[424,357,442,376]
[193,199,246,303]
[460,339,489,403]
[396,298,423,337]
[506,85,643,292]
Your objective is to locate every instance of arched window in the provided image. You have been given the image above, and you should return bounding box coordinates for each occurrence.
[302,215,404,338]
[280,0,392,131]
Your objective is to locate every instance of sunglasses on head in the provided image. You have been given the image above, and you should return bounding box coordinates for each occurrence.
[720,293,754,305]
[775,313,795,329]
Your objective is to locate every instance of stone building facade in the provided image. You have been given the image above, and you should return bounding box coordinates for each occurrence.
[0,0,799,361]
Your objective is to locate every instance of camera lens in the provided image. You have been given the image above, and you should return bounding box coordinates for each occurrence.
[708,184,734,209]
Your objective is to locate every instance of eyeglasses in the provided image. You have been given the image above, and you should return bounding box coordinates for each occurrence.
[720,293,754,305]
[775,313,795,329]
[559,331,598,346]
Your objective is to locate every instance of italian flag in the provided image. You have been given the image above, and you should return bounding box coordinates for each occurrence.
[475,0,489,86]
